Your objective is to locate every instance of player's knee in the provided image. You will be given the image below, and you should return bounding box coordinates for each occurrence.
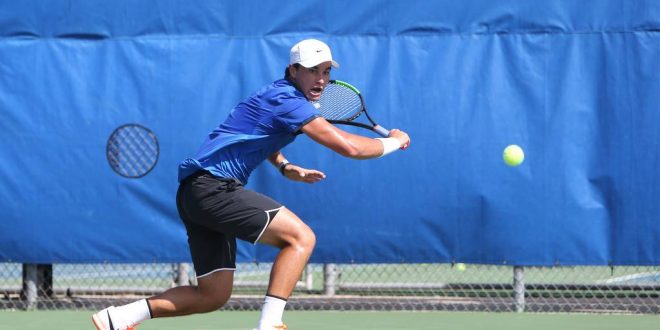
[280,224,315,253]
[207,294,230,312]
[197,280,232,312]
[200,290,231,312]
[295,225,316,253]
[307,228,317,249]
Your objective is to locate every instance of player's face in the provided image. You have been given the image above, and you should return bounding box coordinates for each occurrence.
[290,62,332,101]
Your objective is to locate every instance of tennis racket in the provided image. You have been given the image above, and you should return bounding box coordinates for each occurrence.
[314,80,390,137]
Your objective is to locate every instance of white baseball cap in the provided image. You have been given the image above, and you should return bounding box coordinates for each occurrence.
[289,39,340,69]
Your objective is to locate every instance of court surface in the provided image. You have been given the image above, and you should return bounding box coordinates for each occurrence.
[0,310,658,330]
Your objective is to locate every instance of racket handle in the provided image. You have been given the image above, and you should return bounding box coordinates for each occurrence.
[373,125,390,137]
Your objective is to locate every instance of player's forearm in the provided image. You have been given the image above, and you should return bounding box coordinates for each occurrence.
[341,134,385,159]
[301,118,402,159]
[312,130,392,159]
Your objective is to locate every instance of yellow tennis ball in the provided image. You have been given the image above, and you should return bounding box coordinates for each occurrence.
[503,145,524,167]
[456,263,466,271]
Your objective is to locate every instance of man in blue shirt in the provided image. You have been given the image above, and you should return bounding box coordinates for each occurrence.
[93,39,410,330]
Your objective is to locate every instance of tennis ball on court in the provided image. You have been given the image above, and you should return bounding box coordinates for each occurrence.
[503,145,524,167]
[456,263,466,272]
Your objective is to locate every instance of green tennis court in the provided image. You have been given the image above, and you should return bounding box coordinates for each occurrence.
[0,311,658,330]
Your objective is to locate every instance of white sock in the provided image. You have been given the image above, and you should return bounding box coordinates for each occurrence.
[257,295,287,329]
[113,299,152,326]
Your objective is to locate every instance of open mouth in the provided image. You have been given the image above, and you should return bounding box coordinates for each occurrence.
[309,86,323,97]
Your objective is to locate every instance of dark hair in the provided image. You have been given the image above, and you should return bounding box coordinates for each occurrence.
[284,63,301,80]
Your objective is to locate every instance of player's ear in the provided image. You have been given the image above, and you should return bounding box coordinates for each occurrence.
[287,64,298,80]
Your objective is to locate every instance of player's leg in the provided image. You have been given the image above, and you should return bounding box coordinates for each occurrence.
[253,207,316,330]
[92,270,234,329]
[146,175,240,317]
[92,172,239,330]
[258,207,316,298]
[147,269,233,316]
[173,173,306,330]
[92,224,237,330]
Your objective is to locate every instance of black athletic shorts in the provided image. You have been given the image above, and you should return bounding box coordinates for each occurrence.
[176,171,282,278]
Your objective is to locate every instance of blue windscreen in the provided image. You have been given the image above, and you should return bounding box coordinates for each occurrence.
[0,0,658,266]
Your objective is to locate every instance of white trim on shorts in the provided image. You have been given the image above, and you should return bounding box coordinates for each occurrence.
[196,240,236,279]
[254,206,284,244]
[196,267,236,279]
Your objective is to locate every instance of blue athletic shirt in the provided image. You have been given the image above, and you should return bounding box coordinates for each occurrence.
[178,79,320,184]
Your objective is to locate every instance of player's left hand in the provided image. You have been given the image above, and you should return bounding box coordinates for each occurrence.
[283,165,326,183]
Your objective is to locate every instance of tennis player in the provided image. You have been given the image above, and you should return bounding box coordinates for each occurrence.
[92,38,410,330]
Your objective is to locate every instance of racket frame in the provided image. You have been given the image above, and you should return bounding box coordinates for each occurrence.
[323,80,390,137]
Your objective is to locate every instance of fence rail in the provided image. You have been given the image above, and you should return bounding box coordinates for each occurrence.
[1,263,658,314]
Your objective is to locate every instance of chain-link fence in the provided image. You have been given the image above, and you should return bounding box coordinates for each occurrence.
[1,263,658,314]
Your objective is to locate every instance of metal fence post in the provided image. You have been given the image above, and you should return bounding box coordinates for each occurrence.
[304,264,314,291]
[175,263,190,286]
[323,263,337,296]
[21,264,38,310]
[513,266,525,313]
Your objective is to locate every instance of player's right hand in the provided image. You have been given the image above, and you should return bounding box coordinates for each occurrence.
[389,129,410,150]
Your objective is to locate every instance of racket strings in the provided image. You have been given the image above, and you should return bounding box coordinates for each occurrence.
[315,84,363,121]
